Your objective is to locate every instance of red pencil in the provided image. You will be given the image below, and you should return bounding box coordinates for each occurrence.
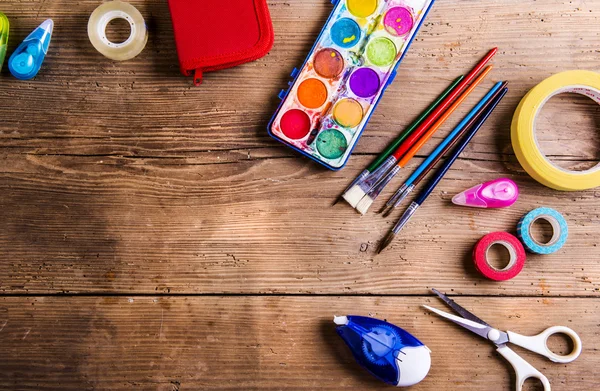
[391,48,497,161]
[355,65,494,215]
[342,48,498,209]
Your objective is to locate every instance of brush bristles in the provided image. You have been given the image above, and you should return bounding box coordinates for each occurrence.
[356,195,374,215]
[377,232,395,254]
[381,205,395,218]
[376,202,391,215]
[356,166,400,215]
[342,157,397,208]
[386,184,408,208]
[342,184,366,208]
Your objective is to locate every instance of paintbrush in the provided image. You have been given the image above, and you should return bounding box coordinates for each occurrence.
[377,86,508,254]
[341,48,498,208]
[380,80,508,217]
[333,75,464,206]
[354,65,493,215]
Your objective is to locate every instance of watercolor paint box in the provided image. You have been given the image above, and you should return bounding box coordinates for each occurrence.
[268,0,435,170]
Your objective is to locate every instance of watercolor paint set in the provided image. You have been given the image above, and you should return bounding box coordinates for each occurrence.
[268,0,435,170]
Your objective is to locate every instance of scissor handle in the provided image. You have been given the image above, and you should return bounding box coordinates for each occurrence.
[497,345,551,391]
[508,326,582,364]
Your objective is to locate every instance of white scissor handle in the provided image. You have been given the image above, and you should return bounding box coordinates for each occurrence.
[497,345,551,391]
[508,326,582,363]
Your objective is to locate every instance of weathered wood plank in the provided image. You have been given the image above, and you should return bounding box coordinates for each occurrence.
[1,151,599,295]
[0,0,599,295]
[0,0,598,161]
[0,296,597,390]
[1,1,599,389]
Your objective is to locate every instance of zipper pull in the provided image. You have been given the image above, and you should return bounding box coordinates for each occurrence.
[194,68,203,86]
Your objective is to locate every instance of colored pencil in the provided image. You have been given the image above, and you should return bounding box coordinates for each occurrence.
[377,86,508,254]
[335,75,464,206]
[354,65,493,215]
[380,80,508,217]
[342,48,498,208]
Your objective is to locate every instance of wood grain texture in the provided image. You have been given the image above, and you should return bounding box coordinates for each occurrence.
[0,296,598,390]
[0,1,599,389]
[1,0,600,296]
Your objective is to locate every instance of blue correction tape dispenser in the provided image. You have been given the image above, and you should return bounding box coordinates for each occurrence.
[8,19,53,80]
[334,315,431,387]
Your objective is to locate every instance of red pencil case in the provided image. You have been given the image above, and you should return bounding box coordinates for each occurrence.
[168,0,274,86]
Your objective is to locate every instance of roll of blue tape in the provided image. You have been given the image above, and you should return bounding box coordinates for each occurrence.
[517,207,568,254]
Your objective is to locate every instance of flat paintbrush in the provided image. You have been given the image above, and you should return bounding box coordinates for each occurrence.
[378,87,508,254]
[334,75,464,206]
[342,48,498,208]
[354,65,493,215]
[380,80,508,217]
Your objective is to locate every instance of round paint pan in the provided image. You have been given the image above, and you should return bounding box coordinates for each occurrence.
[383,7,414,37]
[313,48,344,79]
[297,78,328,109]
[333,98,363,128]
[366,37,397,67]
[331,18,361,49]
[280,109,312,140]
[346,0,378,18]
[349,67,380,98]
[316,129,348,160]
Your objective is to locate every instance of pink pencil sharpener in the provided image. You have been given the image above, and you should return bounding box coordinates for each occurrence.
[452,178,519,209]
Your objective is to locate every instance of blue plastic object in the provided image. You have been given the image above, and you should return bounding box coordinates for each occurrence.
[8,19,53,80]
[517,207,568,254]
[414,88,508,206]
[267,1,437,171]
[334,315,431,387]
[404,82,503,189]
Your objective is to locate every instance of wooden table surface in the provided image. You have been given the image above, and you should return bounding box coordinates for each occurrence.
[1,0,599,390]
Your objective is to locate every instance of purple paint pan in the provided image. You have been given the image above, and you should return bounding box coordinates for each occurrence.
[349,67,380,98]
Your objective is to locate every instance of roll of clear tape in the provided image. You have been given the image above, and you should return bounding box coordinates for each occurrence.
[88,1,147,61]
[511,70,600,191]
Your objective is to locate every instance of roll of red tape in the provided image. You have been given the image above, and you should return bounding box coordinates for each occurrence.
[473,232,526,281]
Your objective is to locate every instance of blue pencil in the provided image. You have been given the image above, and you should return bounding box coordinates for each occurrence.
[380,81,504,216]
[380,81,508,217]
[378,86,509,254]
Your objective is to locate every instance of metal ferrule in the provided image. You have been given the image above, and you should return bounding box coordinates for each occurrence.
[392,201,420,234]
[368,165,401,199]
[344,170,369,194]
[360,156,397,190]
[393,184,415,208]
[386,183,408,207]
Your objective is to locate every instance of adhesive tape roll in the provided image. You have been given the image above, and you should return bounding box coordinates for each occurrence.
[517,207,568,254]
[88,1,147,61]
[511,70,600,191]
[473,232,526,281]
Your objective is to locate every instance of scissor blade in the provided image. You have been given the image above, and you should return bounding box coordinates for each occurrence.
[423,305,492,341]
[431,288,492,327]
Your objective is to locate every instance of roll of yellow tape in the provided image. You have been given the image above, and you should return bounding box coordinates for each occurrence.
[88,1,147,61]
[511,70,600,191]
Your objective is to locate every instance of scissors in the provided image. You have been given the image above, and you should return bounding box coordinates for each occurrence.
[423,288,582,391]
